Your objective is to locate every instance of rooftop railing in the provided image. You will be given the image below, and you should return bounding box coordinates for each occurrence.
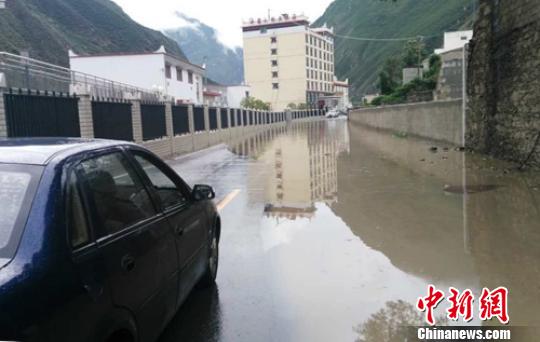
[0,52,160,101]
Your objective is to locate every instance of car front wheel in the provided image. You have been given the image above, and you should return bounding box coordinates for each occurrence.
[198,231,219,288]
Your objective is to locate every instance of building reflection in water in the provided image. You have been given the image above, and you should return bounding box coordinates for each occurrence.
[230,121,349,220]
[225,120,539,340]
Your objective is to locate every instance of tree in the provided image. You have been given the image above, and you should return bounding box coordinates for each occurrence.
[378,56,402,95]
[286,103,297,110]
[241,96,270,110]
[402,39,428,68]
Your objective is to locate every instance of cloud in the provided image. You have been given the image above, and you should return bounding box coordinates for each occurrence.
[111,0,333,48]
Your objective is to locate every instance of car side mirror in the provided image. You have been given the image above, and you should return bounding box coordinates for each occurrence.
[192,184,215,201]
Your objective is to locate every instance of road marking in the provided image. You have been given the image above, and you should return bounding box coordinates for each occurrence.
[216,189,241,212]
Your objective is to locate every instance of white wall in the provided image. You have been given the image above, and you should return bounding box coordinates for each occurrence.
[227,85,250,108]
[435,31,473,54]
[70,54,164,91]
[70,53,204,104]
[165,66,203,104]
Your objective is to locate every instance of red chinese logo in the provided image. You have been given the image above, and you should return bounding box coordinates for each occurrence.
[479,287,509,324]
[416,285,509,325]
[447,287,474,322]
[416,285,445,326]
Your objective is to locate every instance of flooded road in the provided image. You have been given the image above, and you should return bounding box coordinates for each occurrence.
[159,120,540,342]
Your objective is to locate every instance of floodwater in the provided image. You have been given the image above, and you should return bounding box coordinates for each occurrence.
[159,119,540,342]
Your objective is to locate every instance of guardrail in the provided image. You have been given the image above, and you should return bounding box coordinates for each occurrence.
[0,52,160,101]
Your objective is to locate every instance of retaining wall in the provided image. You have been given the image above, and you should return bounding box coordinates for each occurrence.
[349,99,463,145]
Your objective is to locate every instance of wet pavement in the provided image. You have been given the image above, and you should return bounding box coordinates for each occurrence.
[158,119,540,342]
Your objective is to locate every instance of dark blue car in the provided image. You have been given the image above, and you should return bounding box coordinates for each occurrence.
[0,138,220,342]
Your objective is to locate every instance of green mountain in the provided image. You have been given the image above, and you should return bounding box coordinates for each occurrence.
[0,0,187,67]
[164,13,244,86]
[314,0,476,101]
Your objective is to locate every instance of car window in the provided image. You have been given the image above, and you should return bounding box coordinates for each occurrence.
[133,153,188,210]
[68,170,90,248]
[79,152,156,237]
[0,164,42,260]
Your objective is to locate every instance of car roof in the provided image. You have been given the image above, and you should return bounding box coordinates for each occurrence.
[0,138,138,165]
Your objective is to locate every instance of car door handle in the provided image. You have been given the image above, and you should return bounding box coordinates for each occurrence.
[120,254,136,272]
[175,226,185,236]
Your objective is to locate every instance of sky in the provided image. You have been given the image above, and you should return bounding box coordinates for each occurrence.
[111,0,333,48]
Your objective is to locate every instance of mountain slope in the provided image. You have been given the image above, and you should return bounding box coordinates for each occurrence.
[0,0,187,67]
[314,0,476,100]
[164,13,244,86]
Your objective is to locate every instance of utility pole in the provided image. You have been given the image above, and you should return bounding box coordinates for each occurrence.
[417,36,423,79]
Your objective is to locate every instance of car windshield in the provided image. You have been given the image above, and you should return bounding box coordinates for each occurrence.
[0,164,43,260]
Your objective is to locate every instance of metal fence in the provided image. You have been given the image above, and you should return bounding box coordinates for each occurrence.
[220,109,229,129]
[209,107,218,130]
[141,103,166,141]
[3,89,80,138]
[0,52,160,102]
[172,105,190,136]
[193,106,205,132]
[230,109,236,127]
[242,110,247,126]
[92,100,133,141]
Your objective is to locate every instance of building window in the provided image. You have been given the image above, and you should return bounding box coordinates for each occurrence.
[176,67,183,81]
[272,83,279,89]
[271,60,278,67]
[165,64,172,79]
[271,36,277,43]
[272,71,278,78]
[188,71,193,84]
[271,48,277,55]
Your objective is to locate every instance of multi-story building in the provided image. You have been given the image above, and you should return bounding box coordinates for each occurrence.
[69,46,205,104]
[242,14,343,110]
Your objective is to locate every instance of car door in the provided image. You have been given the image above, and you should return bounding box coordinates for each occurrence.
[126,148,208,307]
[76,150,178,342]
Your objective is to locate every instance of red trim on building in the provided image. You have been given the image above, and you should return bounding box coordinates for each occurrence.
[242,20,309,32]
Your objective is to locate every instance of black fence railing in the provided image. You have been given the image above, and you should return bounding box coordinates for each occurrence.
[1,87,326,142]
[230,109,236,127]
[220,109,229,129]
[209,107,218,131]
[172,105,189,136]
[193,106,205,132]
[92,100,133,141]
[141,104,166,141]
[4,90,80,138]
[242,110,247,126]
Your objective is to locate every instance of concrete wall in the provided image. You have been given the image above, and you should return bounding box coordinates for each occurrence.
[467,0,540,168]
[349,99,463,145]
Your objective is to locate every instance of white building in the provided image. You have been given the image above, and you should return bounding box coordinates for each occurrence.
[435,30,473,55]
[319,78,351,111]
[203,79,228,107]
[242,14,339,110]
[69,46,205,104]
[226,84,251,108]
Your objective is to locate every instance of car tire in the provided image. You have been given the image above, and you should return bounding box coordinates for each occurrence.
[197,230,219,288]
